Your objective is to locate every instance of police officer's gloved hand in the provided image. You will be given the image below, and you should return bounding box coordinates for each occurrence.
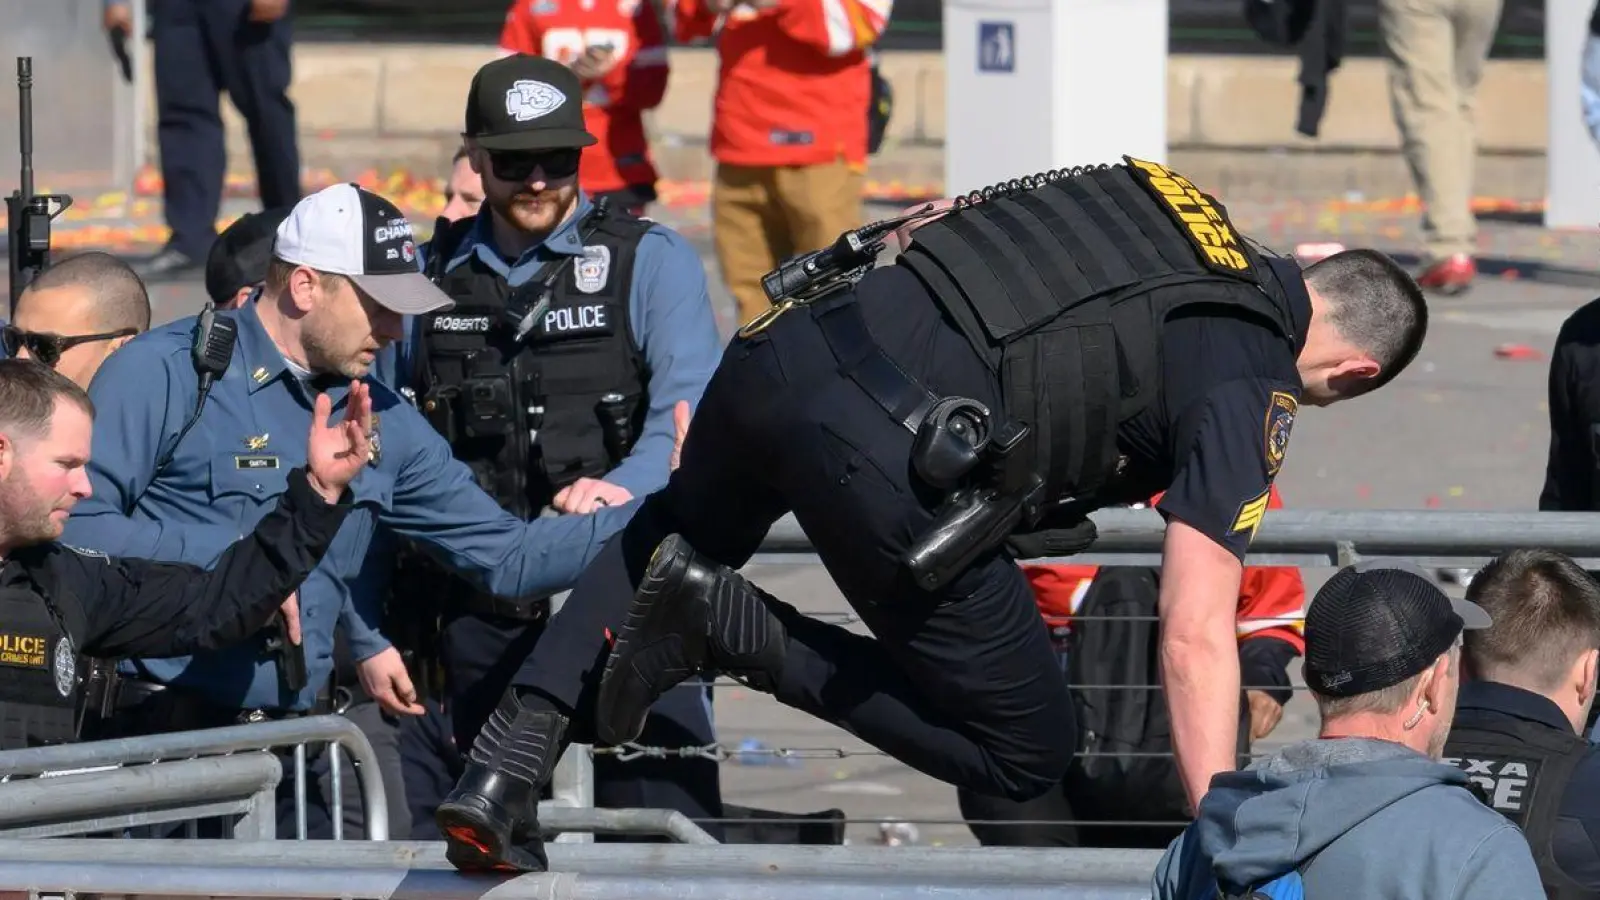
[1004,518,1098,560]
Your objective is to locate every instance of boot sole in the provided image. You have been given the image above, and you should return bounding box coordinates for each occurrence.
[596,534,700,746]
[437,804,547,874]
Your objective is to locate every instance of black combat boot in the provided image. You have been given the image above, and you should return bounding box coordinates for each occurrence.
[595,533,789,746]
[436,691,568,873]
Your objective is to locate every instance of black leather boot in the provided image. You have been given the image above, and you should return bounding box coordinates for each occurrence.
[595,533,789,746]
[436,692,568,873]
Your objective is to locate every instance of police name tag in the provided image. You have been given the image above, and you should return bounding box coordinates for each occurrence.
[431,314,493,333]
[1122,156,1257,281]
[235,455,281,470]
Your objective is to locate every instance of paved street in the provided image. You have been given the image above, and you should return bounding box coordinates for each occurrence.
[12,184,1600,848]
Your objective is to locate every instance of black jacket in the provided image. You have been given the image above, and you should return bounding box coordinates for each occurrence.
[1,467,350,661]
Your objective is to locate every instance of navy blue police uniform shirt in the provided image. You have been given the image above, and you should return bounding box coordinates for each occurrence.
[1116,259,1312,562]
[1452,681,1600,889]
[399,191,723,499]
[63,299,644,712]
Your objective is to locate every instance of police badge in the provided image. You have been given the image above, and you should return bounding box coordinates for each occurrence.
[574,245,611,294]
[368,413,383,467]
[53,635,76,697]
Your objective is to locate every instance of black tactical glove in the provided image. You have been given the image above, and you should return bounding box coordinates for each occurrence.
[1004,517,1098,560]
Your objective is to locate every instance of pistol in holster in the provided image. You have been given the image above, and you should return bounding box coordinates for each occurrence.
[389,547,448,703]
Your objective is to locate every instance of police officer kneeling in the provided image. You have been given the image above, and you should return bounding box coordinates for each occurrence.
[1443,549,1600,897]
[0,358,367,748]
[436,157,1429,872]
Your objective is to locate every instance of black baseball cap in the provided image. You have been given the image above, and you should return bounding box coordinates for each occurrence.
[463,54,597,152]
[206,206,291,306]
[273,183,453,315]
[1304,560,1492,698]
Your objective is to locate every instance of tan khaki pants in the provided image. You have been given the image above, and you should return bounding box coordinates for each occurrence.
[1378,0,1504,260]
[712,161,866,326]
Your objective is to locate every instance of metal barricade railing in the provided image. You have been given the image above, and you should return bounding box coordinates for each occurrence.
[0,754,281,839]
[0,715,390,841]
[546,507,1600,840]
[0,837,1163,899]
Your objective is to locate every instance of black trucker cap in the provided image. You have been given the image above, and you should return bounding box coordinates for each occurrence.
[1304,559,1492,698]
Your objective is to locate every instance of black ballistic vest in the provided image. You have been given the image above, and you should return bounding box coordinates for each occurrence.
[0,584,86,749]
[1443,710,1597,899]
[897,157,1298,512]
[419,208,652,519]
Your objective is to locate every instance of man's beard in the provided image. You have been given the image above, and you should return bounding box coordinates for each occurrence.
[0,471,59,548]
[302,319,367,380]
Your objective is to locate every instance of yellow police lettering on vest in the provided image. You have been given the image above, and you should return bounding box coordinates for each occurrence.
[1124,157,1252,274]
[544,305,608,334]
[0,633,47,668]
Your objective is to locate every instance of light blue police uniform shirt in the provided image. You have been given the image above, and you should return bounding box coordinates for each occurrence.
[64,299,643,712]
[400,191,724,497]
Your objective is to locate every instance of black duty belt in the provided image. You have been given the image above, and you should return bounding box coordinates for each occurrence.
[459,592,552,623]
[111,678,333,726]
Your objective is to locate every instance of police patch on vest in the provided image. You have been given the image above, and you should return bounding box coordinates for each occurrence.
[0,632,48,669]
[1229,487,1271,545]
[540,304,615,338]
[1264,391,1297,477]
[574,245,612,295]
[52,635,74,697]
[1123,156,1255,279]
[1444,754,1538,813]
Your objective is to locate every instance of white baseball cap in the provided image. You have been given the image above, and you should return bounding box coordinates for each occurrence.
[273,183,455,315]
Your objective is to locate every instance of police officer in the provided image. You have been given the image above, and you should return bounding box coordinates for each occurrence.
[0,357,365,748]
[105,0,302,280]
[435,158,1431,872]
[1537,297,1600,740]
[1441,549,1600,896]
[398,53,725,838]
[60,182,644,836]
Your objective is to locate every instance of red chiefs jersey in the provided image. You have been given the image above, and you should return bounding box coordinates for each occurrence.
[674,0,892,168]
[1024,485,1307,653]
[500,0,670,195]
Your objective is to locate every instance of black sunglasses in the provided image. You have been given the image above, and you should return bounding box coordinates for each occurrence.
[487,149,581,183]
[2,324,138,368]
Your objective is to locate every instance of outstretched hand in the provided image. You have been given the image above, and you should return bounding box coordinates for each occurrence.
[306,381,373,503]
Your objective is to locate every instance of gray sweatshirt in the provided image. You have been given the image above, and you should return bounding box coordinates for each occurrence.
[1151,737,1546,900]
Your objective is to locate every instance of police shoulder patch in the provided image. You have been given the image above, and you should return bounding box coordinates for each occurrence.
[1264,391,1297,477]
[53,635,76,697]
[1228,487,1272,546]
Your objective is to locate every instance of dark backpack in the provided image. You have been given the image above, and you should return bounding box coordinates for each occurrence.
[1062,567,1251,838]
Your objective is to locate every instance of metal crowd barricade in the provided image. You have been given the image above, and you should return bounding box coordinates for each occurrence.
[0,837,1163,899]
[568,507,1600,839]
[0,715,390,841]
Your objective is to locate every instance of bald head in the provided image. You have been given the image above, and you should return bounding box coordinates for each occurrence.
[12,252,151,388]
[20,251,151,333]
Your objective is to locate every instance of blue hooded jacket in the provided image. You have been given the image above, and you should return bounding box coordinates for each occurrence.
[1152,737,1546,900]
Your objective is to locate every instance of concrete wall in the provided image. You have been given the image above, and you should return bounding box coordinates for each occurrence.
[162,44,1550,197]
